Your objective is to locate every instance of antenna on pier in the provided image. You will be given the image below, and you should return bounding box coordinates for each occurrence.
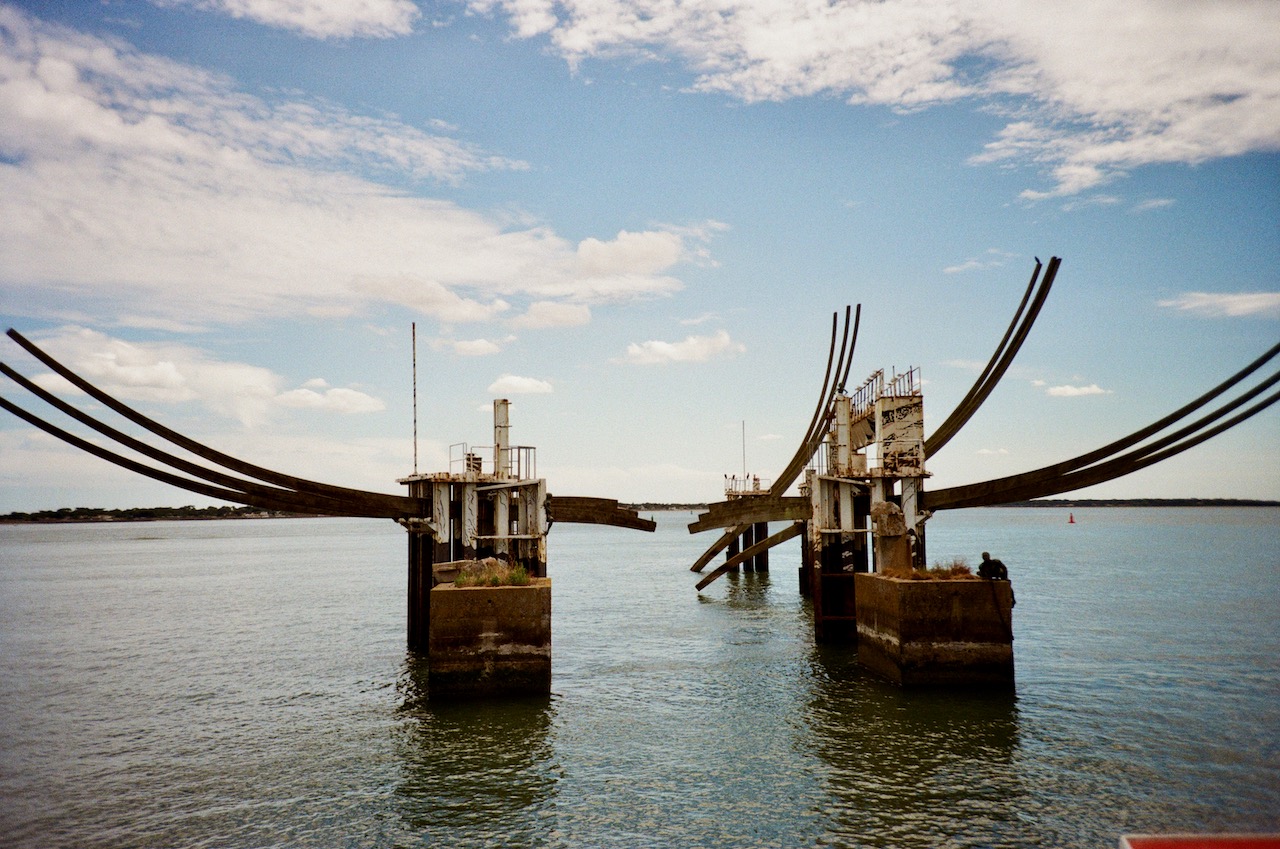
[412,322,418,475]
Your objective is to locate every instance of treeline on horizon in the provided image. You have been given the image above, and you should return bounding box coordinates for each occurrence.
[4,498,1277,523]
[0,505,301,523]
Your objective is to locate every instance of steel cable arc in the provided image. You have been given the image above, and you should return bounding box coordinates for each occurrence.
[689,309,845,571]
[5,329,423,514]
[0,361,388,516]
[926,346,1280,509]
[927,260,1041,452]
[926,258,1059,456]
[930,372,1280,509]
[775,309,845,494]
[0,396,362,516]
[690,306,860,577]
[948,387,1280,507]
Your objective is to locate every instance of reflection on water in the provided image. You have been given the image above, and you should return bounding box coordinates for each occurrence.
[806,646,1024,848]
[1,511,1275,848]
[394,655,559,847]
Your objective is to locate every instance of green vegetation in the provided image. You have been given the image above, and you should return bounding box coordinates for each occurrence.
[453,558,531,588]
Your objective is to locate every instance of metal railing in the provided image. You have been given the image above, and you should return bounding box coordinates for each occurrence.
[449,443,537,479]
[725,474,771,497]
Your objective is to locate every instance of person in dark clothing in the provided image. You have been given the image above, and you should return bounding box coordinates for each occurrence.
[979,551,1008,580]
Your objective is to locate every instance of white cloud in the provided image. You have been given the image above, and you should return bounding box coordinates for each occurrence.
[680,312,719,326]
[471,0,1280,197]
[1133,198,1175,212]
[616,329,746,365]
[943,250,1016,274]
[976,447,1009,455]
[152,0,421,39]
[1158,292,1280,319]
[508,301,592,329]
[13,327,384,426]
[276,386,385,413]
[0,8,711,328]
[488,374,553,394]
[447,338,504,356]
[1045,383,1112,397]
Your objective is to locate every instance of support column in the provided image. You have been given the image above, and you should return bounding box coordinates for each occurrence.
[799,520,813,597]
[407,530,432,652]
[753,521,769,571]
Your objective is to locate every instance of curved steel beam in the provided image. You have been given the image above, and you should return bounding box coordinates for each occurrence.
[5,329,422,515]
[0,361,406,518]
[687,496,809,533]
[925,257,1059,457]
[0,397,390,518]
[925,259,1040,454]
[547,496,656,531]
[925,343,1280,510]
[927,366,1280,510]
[945,386,1280,507]
[695,522,804,591]
[690,305,859,572]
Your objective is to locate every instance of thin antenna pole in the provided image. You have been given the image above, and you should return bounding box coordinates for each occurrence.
[412,322,418,475]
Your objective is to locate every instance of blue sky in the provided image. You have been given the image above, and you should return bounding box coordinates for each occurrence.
[1,0,1277,511]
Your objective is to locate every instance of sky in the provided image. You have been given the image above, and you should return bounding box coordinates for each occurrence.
[0,0,1278,512]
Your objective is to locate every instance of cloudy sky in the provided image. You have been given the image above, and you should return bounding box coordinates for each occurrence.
[1,0,1277,511]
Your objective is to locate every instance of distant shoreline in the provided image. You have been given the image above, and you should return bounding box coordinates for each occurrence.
[628,498,1280,511]
[3,497,1276,524]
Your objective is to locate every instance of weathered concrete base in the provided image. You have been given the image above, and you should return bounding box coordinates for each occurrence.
[428,578,551,699]
[854,573,1014,686]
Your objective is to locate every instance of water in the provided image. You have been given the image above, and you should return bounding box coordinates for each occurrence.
[0,508,1276,848]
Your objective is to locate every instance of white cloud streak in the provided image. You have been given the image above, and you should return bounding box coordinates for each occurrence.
[617,329,745,365]
[0,7,709,328]
[152,0,421,39]
[1158,292,1280,319]
[1045,383,1112,397]
[19,327,384,426]
[488,374,554,394]
[469,0,1280,196]
[508,301,592,329]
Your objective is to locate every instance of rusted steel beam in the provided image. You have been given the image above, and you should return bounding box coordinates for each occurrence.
[695,521,803,591]
[690,526,745,572]
[0,396,387,517]
[688,496,809,533]
[925,259,1040,454]
[0,362,407,519]
[690,305,859,572]
[773,305,861,496]
[5,329,424,516]
[925,257,1060,457]
[547,496,656,531]
[927,368,1280,510]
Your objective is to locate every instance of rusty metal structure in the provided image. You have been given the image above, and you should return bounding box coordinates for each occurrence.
[688,256,1280,642]
[0,328,654,651]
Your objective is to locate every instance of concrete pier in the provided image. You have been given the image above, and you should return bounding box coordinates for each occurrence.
[427,578,552,698]
[854,574,1014,686]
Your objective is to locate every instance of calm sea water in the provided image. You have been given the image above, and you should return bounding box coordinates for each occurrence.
[1,507,1277,848]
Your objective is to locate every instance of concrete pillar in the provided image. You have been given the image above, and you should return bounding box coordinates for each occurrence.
[493,398,511,479]
[407,530,432,652]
